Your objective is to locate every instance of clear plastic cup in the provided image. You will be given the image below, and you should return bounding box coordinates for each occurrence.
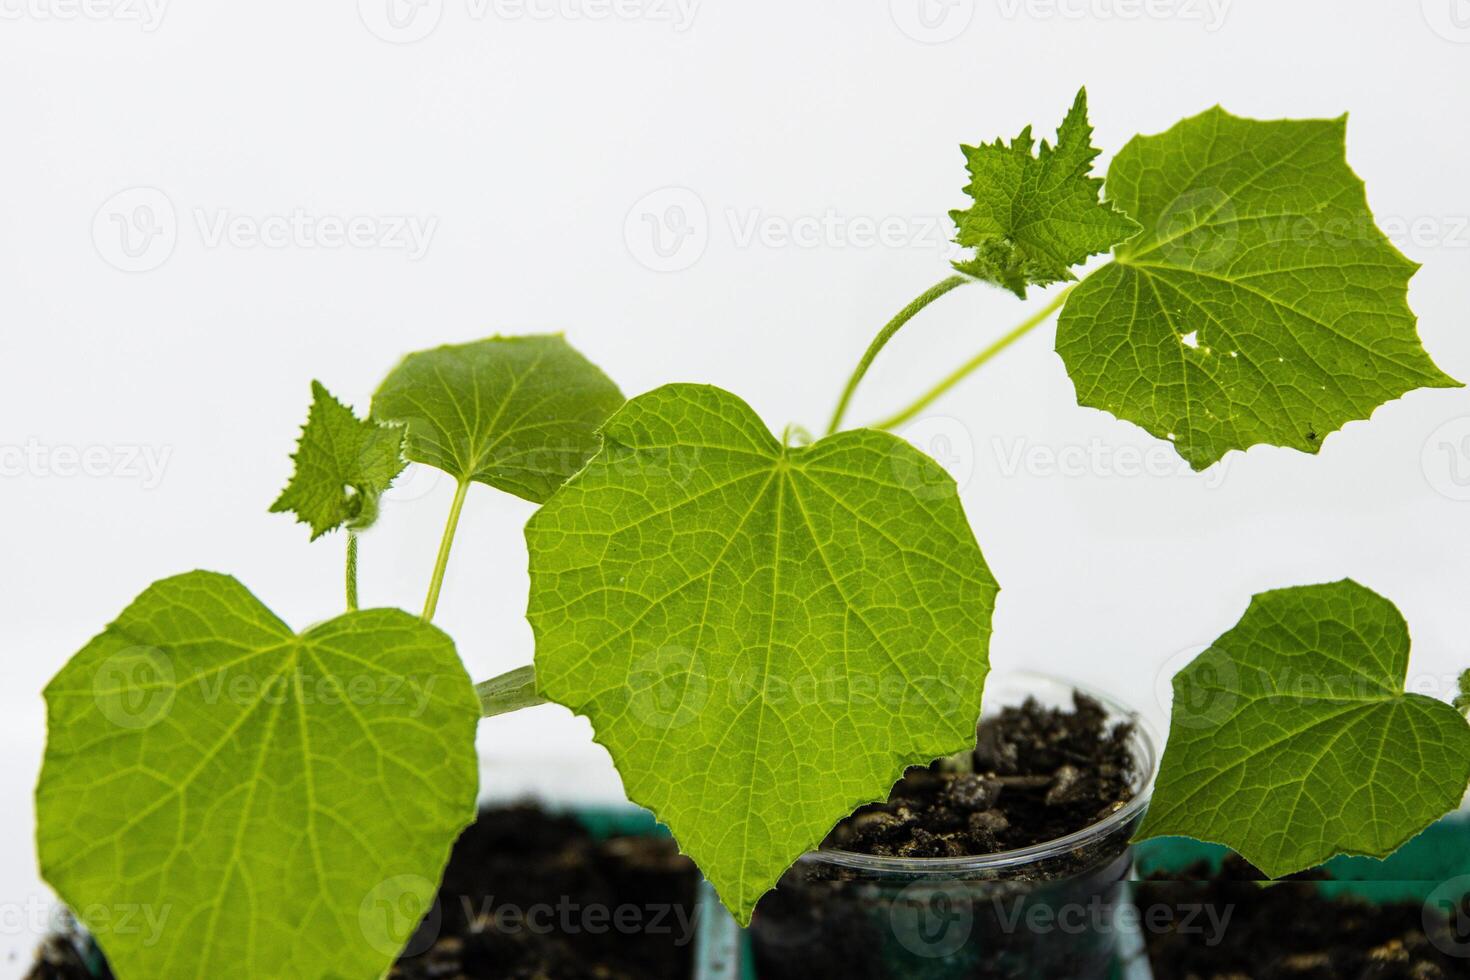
[747,671,1158,980]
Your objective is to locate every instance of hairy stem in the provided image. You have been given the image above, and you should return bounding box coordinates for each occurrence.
[422,479,470,622]
[346,532,359,612]
[476,665,548,718]
[869,285,1073,431]
[825,274,970,436]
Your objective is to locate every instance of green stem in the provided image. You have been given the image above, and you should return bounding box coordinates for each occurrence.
[825,274,970,436]
[476,665,547,718]
[345,532,359,612]
[869,285,1073,431]
[422,479,470,622]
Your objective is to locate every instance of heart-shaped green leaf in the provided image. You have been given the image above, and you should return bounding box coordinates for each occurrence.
[1057,109,1460,469]
[1141,579,1470,876]
[372,334,624,502]
[525,384,999,922]
[37,571,481,979]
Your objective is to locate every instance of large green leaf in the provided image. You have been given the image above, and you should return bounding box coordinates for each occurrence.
[371,334,624,502]
[270,381,406,539]
[1141,580,1470,877]
[525,384,999,922]
[951,88,1139,298]
[36,571,481,979]
[1057,108,1459,470]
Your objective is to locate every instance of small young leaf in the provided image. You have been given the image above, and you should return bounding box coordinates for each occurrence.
[372,334,624,503]
[1057,108,1461,470]
[1141,580,1470,877]
[1456,669,1470,714]
[270,381,406,539]
[36,571,481,980]
[526,384,999,923]
[950,88,1140,298]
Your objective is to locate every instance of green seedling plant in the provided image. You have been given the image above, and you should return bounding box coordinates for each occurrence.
[35,90,1470,979]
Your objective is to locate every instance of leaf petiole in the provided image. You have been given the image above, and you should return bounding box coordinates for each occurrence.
[868,284,1073,431]
[476,665,547,718]
[423,479,470,621]
[825,274,970,436]
[346,532,359,611]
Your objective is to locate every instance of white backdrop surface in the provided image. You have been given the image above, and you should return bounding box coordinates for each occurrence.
[4,0,1470,971]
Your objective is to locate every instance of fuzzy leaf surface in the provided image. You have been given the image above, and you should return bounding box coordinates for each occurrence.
[951,88,1139,298]
[372,334,624,502]
[270,381,406,539]
[1057,109,1459,470]
[1141,580,1470,877]
[526,384,998,922]
[36,571,481,979]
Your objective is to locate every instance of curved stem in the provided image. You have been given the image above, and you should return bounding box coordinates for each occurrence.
[825,274,970,436]
[345,532,359,612]
[422,478,470,622]
[869,285,1073,431]
[476,665,547,718]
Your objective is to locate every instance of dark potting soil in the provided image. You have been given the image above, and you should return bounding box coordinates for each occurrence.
[749,694,1140,980]
[25,804,701,980]
[821,692,1137,859]
[1136,855,1470,979]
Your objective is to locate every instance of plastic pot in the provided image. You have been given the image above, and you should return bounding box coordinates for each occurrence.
[1115,810,1470,978]
[745,672,1158,980]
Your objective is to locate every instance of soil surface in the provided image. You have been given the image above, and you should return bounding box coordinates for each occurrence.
[1136,855,1470,979]
[26,805,701,980]
[750,694,1141,980]
[821,692,1138,858]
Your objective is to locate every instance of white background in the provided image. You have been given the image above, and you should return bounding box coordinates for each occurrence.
[4,0,1470,971]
